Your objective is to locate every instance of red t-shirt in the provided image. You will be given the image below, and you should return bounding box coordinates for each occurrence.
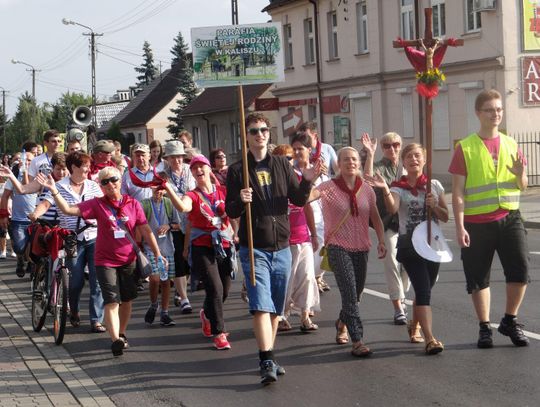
[187,185,230,248]
[448,136,524,224]
[78,197,147,267]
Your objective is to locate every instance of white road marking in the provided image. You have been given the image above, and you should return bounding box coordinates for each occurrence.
[363,288,540,341]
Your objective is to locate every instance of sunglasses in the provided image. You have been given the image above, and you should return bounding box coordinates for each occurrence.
[216,155,226,159]
[248,127,270,136]
[100,176,120,186]
[382,142,401,149]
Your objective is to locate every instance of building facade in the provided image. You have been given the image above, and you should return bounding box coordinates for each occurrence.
[263,0,540,183]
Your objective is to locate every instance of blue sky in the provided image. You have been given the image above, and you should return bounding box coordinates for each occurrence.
[0,0,270,117]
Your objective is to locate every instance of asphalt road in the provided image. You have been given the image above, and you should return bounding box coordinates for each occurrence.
[1,221,540,407]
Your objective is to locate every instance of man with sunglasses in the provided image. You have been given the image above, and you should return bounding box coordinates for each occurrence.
[450,89,530,349]
[226,112,321,384]
[362,132,410,327]
[28,130,62,182]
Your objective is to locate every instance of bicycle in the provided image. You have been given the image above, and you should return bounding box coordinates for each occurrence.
[29,219,77,345]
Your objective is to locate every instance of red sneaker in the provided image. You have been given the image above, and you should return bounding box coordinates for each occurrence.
[213,333,231,350]
[199,309,212,337]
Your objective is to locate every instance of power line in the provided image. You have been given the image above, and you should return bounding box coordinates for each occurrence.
[98,42,172,66]
[97,0,157,32]
[97,50,139,67]
[103,0,177,35]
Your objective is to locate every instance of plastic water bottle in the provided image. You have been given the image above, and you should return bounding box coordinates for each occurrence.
[157,256,168,281]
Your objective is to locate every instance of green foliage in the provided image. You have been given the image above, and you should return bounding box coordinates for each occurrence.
[168,31,198,136]
[47,91,93,132]
[5,92,49,151]
[135,41,159,88]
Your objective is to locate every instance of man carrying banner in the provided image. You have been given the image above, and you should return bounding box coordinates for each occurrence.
[226,112,320,384]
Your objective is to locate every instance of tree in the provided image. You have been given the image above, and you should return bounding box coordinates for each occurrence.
[168,31,198,136]
[135,41,159,88]
[47,91,93,132]
[6,92,49,150]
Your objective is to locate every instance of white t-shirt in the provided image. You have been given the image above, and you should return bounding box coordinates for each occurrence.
[28,153,54,178]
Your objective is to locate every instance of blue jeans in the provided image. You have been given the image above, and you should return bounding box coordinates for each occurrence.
[67,239,104,323]
[240,246,291,316]
[8,220,30,254]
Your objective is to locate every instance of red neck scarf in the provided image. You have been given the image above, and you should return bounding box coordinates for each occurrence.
[332,176,362,217]
[100,194,133,220]
[89,160,115,179]
[128,166,167,190]
[390,174,428,196]
[310,139,322,163]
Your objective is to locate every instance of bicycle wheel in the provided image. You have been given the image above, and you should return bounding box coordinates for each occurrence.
[31,261,48,332]
[53,267,69,345]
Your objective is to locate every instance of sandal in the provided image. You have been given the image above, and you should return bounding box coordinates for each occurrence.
[335,319,349,345]
[407,321,424,343]
[69,313,80,328]
[351,342,373,357]
[425,339,444,355]
[300,320,319,332]
[278,319,292,332]
[91,323,107,333]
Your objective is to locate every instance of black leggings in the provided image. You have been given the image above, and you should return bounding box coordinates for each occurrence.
[397,247,439,306]
[191,245,232,335]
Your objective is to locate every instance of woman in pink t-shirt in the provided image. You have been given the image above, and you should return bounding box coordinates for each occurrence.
[310,147,386,357]
[37,166,165,357]
[272,144,320,333]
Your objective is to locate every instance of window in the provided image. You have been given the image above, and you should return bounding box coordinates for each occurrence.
[400,0,415,40]
[356,1,368,53]
[351,95,372,141]
[432,0,446,37]
[230,122,240,153]
[308,105,317,121]
[210,124,218,149]
[192,126,200,148]
[304,18,315,64]
[327,11,339,59]
[465,0,481,32]
[284,24,293,68]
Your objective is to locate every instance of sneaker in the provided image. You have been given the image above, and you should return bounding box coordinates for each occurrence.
[180,299,193,314]
[274,361,286,376]
[144,306,157,325]
[10,251,16,258]
[0,251,6,259]
[160,313,176,327]
[393,310,407,325]
[199,309,212,337]
[213,333,231,350]
[497,317,529,347]
[259,360,278,384]
[15,257,25,278]
[477,323,493,349]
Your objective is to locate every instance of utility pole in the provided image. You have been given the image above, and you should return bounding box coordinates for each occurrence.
[231,0,238,24]
[11,60,39,101]
[0,87,6,153]
[62,18,102,131]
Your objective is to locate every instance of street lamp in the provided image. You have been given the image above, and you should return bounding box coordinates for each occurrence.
[62,18,102,130]
[11,59,38,100]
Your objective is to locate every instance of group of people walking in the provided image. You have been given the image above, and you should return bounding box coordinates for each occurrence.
[0,89,531,384]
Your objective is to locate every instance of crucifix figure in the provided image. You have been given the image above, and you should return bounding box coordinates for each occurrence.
[393,8,463,243]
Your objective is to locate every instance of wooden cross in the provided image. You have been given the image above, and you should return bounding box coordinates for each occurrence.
[393,7,463,240]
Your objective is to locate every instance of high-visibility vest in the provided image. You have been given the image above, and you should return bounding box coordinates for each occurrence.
[459,133,520,215]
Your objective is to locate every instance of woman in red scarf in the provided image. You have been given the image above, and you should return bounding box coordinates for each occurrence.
[35,166,166,357]
[368,143,449,355]
[309,147,386,357]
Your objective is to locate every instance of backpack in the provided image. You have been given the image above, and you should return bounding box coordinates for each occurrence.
[141,197,173,223]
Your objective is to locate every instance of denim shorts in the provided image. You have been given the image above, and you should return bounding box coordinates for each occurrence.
[240,246,292,316]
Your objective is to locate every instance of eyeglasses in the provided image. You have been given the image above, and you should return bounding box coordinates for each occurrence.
[248,127,270,136]
[382,142,401,150]
[480,107,504,114]
[100,176,120,186]
[216,155,226,159]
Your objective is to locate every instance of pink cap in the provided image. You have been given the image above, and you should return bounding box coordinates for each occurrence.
[189,154,211,169]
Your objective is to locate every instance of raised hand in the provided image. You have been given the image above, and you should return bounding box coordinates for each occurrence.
[507,154,525,177]
[364,173,387,189]
[360,133,377,156]
[35,173,56,190]
[302,160,322,182]
[0,164,14,178]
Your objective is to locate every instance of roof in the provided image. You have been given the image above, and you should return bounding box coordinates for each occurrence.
[262,0,299,12]
[180,83,271,117]
[106,62,186,129]
[95,101,129,129]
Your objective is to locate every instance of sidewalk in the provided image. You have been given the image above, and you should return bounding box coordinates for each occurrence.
[0,260,115,407]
